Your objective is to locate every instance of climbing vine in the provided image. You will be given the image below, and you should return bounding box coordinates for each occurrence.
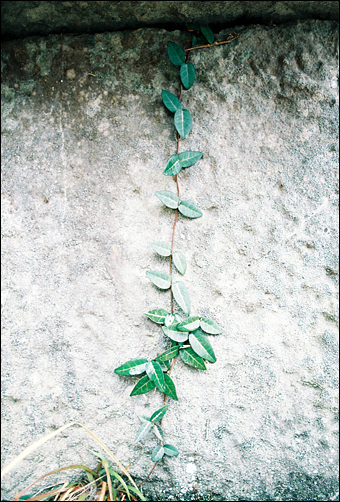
[114,25,238,486]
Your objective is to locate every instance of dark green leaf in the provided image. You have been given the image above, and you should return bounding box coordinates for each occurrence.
[114,358,149,376]
[189,329,216,363]
[180,347,207,370]
[151,445,165,462]
[130,375,156,396]
[180,62,196,89]
[144,309,169,324]
[162,324,189,343]
[146,270,172,289]
[164,373,178,400]
[161,90,182,113]
[151,241,172,257]
[172,250,187,275]
[163,444,179,456]
[146,361,166,392]
[167,41,185,66]
[178,200,202,219]
[150,404,168,423]
[155,190,180,209]
[200,25,214,44]
[158,360,171,372]
[155,345,179,362]
[164,154,182,176]
[200,317,222,334]
[178,151,203,168]
[134,421,152,443]
[174,109,192,138]
[172,281,191,315]
[177,316,200,332]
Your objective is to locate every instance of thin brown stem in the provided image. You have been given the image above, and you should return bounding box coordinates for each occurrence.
[185,34,239,52]
[138,461,159,487]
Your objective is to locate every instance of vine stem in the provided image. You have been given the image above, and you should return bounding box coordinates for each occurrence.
[185,33,239,52]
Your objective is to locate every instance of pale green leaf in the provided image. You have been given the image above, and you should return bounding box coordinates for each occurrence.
[180,62,195,89]
[174,109,192,138]
[162,324,189,343]
[164,154,182,176]
[146,361,166,392]
[155,345,179,362]
[144,309,169,324]
[130,375,156,396]
[163,444,179,457]
[114,358,148,376]
[172,281,191,315]
[151,445,165,462]
[146,270,172,289]
[172,250,187,275]
[133,421,152,444]
[174,313,183,323]
[178,150,203,168]
[178,200,202,219]
[177,316,200,332]
[200,317,222,334]
[200,25,214,44]
[189,329,216,363]
[155,190,179,209]
[152,424,164,441]
[151,241,172,257]
[167,41,185,66]
[161,90,182,113]
[165,313,176,326]
[180,347,207,370]
[164,373,178,400]
[150,404,168,423]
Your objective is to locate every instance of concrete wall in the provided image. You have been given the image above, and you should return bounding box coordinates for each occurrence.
[1,10,339,502]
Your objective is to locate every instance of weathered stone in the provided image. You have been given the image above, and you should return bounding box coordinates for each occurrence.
[1,19,339,501]
[1,1,339,40]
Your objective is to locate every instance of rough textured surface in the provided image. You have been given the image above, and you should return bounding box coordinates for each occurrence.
[1,0,339,40]
[1,19,339,501]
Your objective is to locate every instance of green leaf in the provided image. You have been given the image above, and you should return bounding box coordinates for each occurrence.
[172,281,191,315]
[114,358,149,376]
[163,444,179,457]
[167,41,185,66]
[178,200,202,219]
[144,309,169,324]
[200,317,222,334]
[146,361,166,392]
[200,25,214,44]
[164,373,178,400]
[150,404,168,423]
[162,324,189,343]
[152,424,164,440]
[155,345,179,362]
[180,62,195,89]
[177,316,200,332]
[151,445,165,462]
[178,151,203,168]
[189,329,216,363]
[155,190,179,209]
[180,347,207,370]
[161,90,182,113]
[163,154,182,176]
[158,360,171,372]
[130,375,156,396]
[172,250,187,275]
[151,241,172,257]
[174,109,192,138]
[146,270,172,290]
[134,421,152,443]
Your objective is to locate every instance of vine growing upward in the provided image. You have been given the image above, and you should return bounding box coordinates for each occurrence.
[114,25,238,488]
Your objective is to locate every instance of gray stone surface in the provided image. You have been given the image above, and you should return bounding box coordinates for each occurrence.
[1,1,339,40]
[1,18,339,501]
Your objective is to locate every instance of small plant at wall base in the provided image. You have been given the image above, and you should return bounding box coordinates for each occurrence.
[114,26,238,486]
